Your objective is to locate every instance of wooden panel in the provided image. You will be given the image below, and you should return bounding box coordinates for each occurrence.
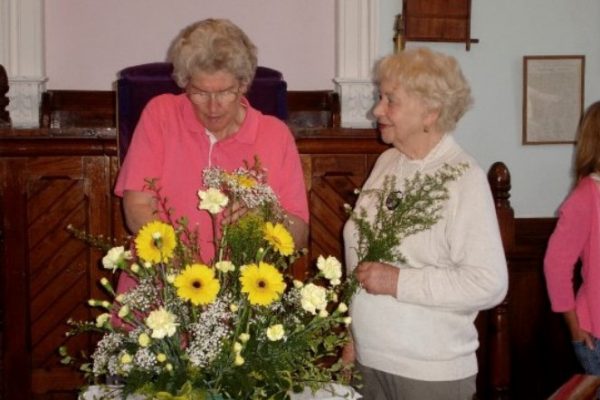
[308,155,372,266]
[402,0,477,50]
[0,137,118,399]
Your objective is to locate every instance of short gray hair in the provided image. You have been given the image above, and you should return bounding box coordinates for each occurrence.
[168,18,258,89]
[374,47,473,133]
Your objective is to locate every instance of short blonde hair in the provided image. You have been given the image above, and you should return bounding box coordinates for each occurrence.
[574,101,600,182]
[374,47,473,133]
[168,18,257,89]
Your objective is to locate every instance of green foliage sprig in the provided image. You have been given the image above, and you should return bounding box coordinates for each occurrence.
[343,162,468,301]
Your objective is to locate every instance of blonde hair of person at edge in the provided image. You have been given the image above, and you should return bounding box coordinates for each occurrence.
[114,18,309,272]
[342,47,508,400]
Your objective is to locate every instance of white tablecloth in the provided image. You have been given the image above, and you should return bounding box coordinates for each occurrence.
[81,383,362,399]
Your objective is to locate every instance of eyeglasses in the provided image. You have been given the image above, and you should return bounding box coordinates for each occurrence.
[187,86,240,105]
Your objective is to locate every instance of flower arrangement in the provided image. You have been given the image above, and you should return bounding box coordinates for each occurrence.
[63,160,354,400]
[344,162,469,291]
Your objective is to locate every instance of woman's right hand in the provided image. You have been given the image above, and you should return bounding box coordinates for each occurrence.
[565,310,595,349]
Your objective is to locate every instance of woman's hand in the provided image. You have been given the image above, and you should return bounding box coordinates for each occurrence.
[222,200,248,225]
[341,340,356,365]
[354,261,399,297]
[564,310,596,349]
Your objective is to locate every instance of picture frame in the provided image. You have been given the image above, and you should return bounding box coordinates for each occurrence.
[523,55,585,145]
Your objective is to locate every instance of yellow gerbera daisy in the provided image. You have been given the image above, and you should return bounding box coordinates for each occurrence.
[263,222,294,256]
[174,264,220,306]
[135,221,177,263]
[239,262,286,306]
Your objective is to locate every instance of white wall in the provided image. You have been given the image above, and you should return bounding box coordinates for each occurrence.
[43,0,336,90]
[379,0,600,217]
[41,0,600,217]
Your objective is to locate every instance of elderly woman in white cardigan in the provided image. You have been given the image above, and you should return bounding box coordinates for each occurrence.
[342,47,508,400]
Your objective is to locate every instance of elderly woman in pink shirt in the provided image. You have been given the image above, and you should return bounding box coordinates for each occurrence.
[114,19,309,294]
[115,18,308,259]
[544,100,600,375]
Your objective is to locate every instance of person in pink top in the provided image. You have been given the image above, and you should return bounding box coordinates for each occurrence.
[544,100,600,375]
[114,19,309,291]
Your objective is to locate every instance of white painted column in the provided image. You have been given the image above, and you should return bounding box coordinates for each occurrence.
[334,0,379,128]
[0,0,46,128]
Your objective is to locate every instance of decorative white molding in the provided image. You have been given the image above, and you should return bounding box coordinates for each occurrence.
[7,77,45,128]
[334,78,377,129]
[0,0,45,128]
[335,0,379,128]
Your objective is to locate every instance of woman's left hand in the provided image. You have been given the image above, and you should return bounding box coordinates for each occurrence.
[223,200,248,225]
[355,261,399,297]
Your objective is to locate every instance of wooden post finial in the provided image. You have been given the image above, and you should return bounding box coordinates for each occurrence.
[0,64,10,127]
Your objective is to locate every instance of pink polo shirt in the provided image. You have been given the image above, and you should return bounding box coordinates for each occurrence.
[544,176,600,338]
[115,93,308,262]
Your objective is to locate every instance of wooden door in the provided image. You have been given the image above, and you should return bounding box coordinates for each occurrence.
[1,152,115,399]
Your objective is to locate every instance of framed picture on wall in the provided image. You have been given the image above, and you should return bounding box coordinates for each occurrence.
[523,55,585,144]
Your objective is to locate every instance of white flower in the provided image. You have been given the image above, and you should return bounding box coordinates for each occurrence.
[215,261,235,273]
[300,283,328,315]
[117,305,130,319]
[343,317,352,326]
[239,333,250,343]
[95,313,111,328]
[317,255,342,286]
[102,246,126,271]
[293,280,304,289]
[266,324,285,341]
[138,333,151,347]
[229,303,239,312]
[337,302,348,313]
[198,188,229,214]
[319,309,329,318]
[146,307,178,339]
[120,353,132,364]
